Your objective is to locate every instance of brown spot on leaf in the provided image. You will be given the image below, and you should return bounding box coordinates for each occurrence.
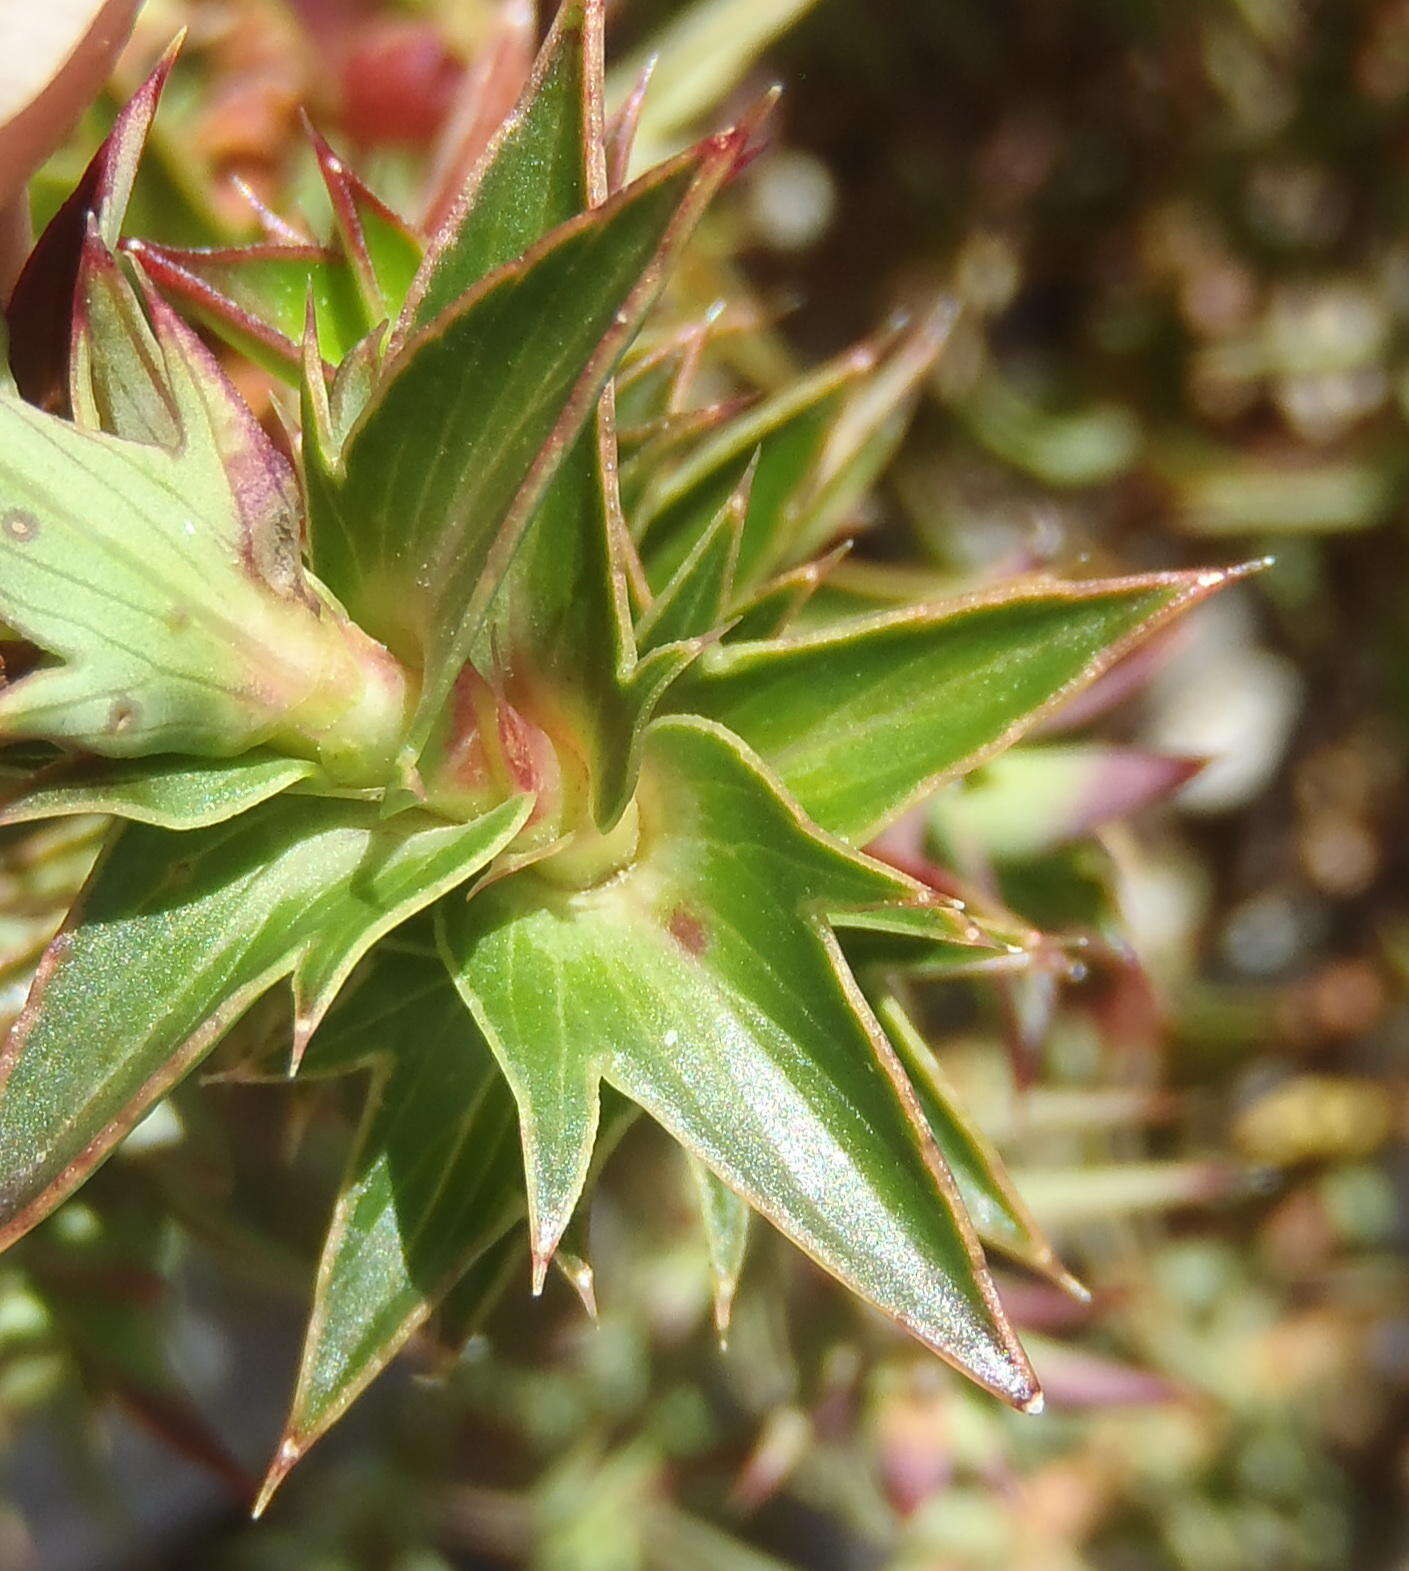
[165,607,191,633]
[668,905,709,956]
[107,700,137,734]
[3,510,38,542]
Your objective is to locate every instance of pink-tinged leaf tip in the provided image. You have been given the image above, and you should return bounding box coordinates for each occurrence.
[121,237,317,377]
[6,32,182,409]
[606,51,657,192]
[555,1251,598,1319]
[288,1016,317,1076]
[299,114,381,309]
[252,1434,303,1519]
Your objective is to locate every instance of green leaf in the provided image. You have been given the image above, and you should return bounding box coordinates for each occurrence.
[130,117,419,385]
[687,1155,750,1336]
[309,139,738,752]
[127,240,366,380]
[0,312,412,783]
[788,558,970,632]
[405,0,601,329]
[263,944,522,1504]
[403,4,683,829]
[307,123,422,327]
[455,408,694,830]
[782,306,955,569]
[636,350,867,595]
[724,543,848,643]
[439,716,1039,1408]
[0,753,315,830]
[831,902,1030,979]
[876,996,1085,1296]
[677,570,1242,843]
[69,226,180,445]
[0,792,531,1252]
[636,461,752,652]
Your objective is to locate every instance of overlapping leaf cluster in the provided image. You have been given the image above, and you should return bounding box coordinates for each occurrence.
[0,0,1243,1503]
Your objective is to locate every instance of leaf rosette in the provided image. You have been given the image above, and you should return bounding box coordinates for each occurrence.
[0,0,1253,1506]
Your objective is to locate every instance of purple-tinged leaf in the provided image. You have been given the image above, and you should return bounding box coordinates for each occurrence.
[69,222,179,444]
[6,39,177,412]
[126,238,364,381]
[931,742,1204,863]
[303,118,421,325]
[607,56,656,193]
[1017,1335,1181,1410]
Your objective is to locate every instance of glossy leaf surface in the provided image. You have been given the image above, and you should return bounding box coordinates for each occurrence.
[308,143,735,743]
[0,792,530,1250]
[416,1,675,829]
[678,571,1238,842]
[0,752,313,830]
[406,0,600,327]
[440,717,1038,1407]
[878,996,1083,1294]
[269,945,521,1497]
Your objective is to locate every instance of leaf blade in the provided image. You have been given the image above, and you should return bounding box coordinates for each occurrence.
[309,139,739,745]
[267,946,522,1497]
[677,569,1244,842]
[440,717,1039,1408]
[0,752,315,830]
[0,792,530,1250]
[405,0,601,328]
[877,995,1085,1295]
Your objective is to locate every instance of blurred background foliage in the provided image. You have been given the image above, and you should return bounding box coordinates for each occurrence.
[3,0,1409,1566]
